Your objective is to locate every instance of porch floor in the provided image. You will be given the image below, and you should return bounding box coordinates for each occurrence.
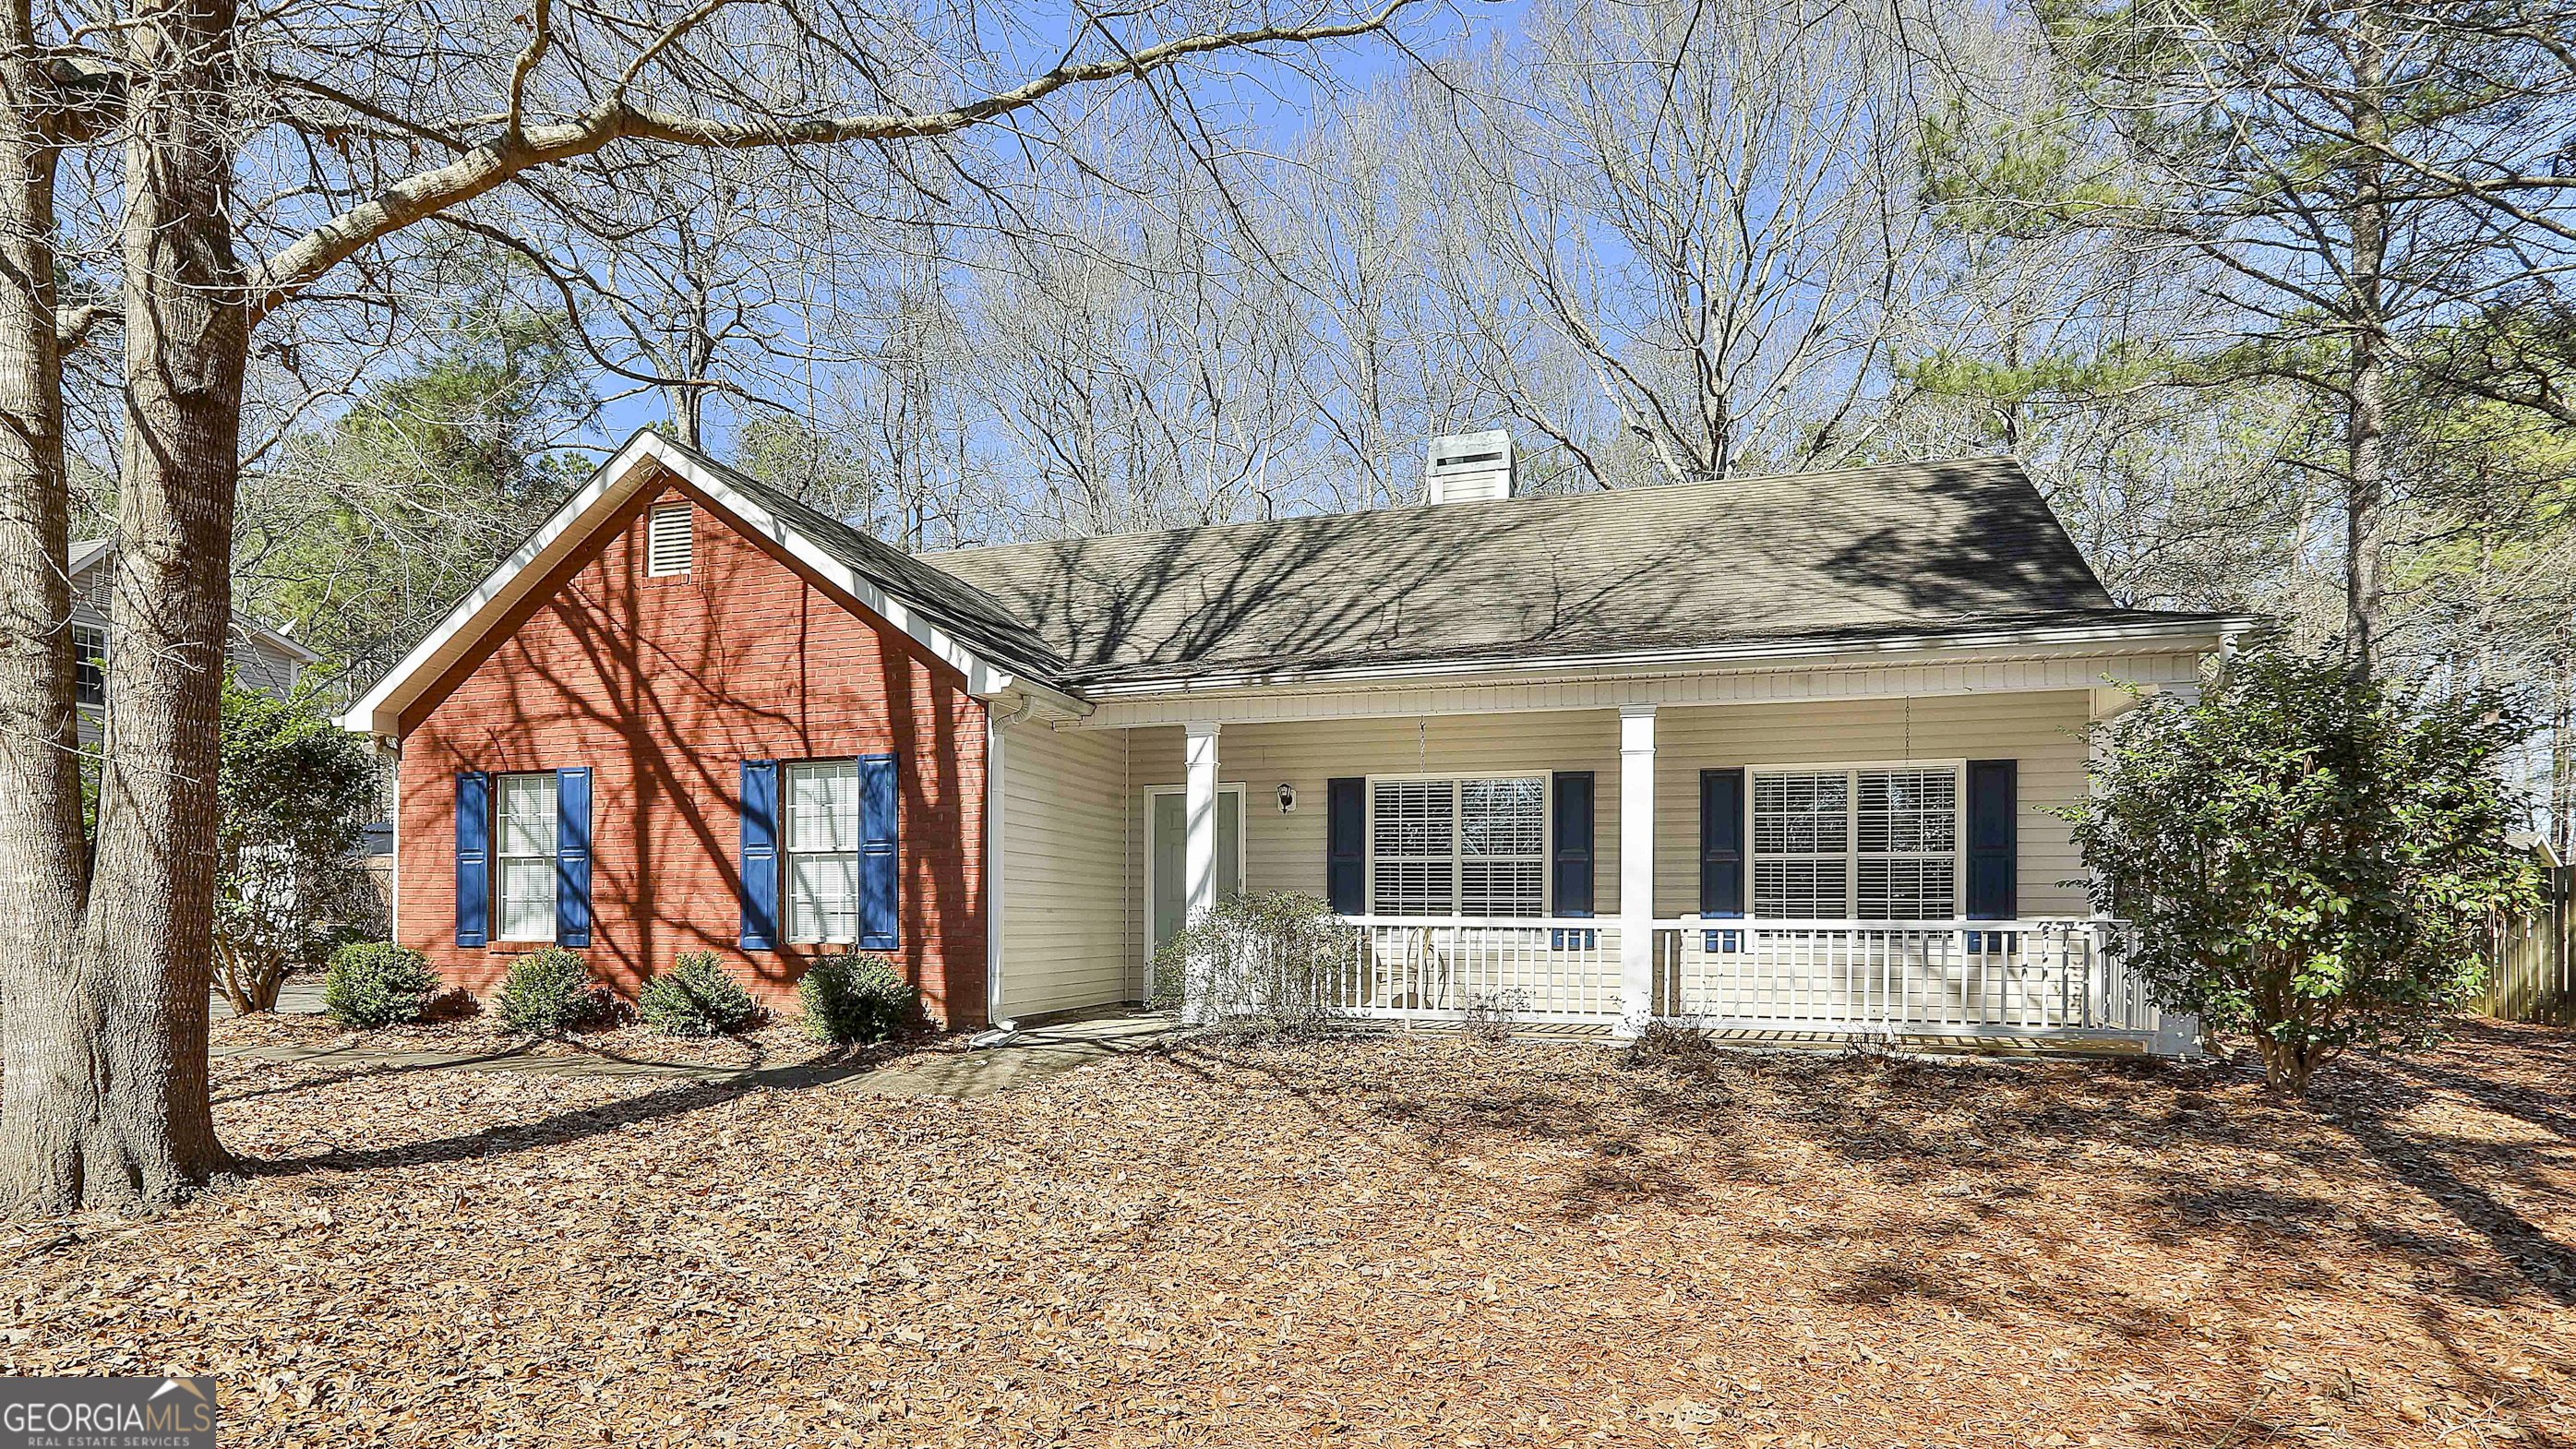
[1353,1020,2153,1059]
[1015,1005,2156,1060]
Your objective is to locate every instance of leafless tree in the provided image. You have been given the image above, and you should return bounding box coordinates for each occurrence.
[0,0,1415,1214]
[1409,0,1942,484]
[965,136,1318,536]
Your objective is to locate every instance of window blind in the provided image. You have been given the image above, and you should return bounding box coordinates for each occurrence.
[496,772,559,940]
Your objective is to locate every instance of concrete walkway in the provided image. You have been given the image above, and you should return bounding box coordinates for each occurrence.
[210,1007,1189,1100]
[210,973,327,1020]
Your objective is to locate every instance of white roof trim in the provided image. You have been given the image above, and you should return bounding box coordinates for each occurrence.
[338,431,1048,736]
[1069,615,2267,700]
[233,617,325,665]
[66,537,113,579]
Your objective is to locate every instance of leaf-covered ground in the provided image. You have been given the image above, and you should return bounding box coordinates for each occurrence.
[4,1020,2571,1447]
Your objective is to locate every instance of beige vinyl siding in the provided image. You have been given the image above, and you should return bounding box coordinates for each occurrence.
[1123,712,1627,997]
[1109,690,2094,983]
[1651,690,2093,919]
[998,722,1132,1017]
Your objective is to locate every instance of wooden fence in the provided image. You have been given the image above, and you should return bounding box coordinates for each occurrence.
[2482,866,2576,1024]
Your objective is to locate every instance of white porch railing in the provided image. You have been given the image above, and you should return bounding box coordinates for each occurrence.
[1321,915,2177,1048]
[1330,916,1625,1024]
[1661,918,2163,1037]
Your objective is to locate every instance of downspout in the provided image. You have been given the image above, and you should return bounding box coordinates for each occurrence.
[978,691,1041,1044]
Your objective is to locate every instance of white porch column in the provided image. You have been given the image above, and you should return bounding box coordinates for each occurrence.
[1617,704,1658,1036]
[1182,722,1222,1023]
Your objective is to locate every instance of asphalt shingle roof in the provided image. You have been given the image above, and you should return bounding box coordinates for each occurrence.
[918,458,2225,689]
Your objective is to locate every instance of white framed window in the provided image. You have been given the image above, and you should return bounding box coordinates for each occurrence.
[1751,762,1960,921]
[646,502,694,577]
[784,760,862,944]
[71,624,105,708]
[1367,776,1548,917]
[496,772,558,941]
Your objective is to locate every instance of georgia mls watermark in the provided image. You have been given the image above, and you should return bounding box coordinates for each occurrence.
[0,1379,215,1449]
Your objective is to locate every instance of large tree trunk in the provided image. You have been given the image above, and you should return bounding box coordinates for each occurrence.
[8,0,252,1210]
[0,1,119,1215]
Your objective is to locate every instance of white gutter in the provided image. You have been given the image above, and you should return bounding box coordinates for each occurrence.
[1066,615,2269,701]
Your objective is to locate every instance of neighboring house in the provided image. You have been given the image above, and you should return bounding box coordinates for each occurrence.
[342,429,2257,1051]
[69,536,321,742]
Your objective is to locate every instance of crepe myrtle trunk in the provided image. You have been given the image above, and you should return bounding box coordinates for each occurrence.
[0,5,113,1214]
[0,0,243,1212]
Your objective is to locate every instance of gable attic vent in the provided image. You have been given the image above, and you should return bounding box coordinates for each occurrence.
[1424,429,1514,505]
[646,502,694,577]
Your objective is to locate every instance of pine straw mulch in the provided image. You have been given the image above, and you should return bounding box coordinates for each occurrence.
[206,1004,936,1073]
[4,1021,2573,1448]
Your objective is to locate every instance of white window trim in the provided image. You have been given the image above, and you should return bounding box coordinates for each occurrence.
[495,771,559,942]
[71,623,105,711]
[1361,772,1552,920]
[645,502,694,578]
[783,758,867,947]
[1746,758,1967,923]
[1140,784,1250,979]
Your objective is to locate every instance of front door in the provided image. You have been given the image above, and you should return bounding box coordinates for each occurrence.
[1150,788,1242,959]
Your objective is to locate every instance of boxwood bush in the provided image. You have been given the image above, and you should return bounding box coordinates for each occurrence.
[321,941,439,1028]
[496,946,606,1035]
[796,952,917,1044]
[638,951,761,1037]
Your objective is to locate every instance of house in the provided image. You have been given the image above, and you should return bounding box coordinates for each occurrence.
[69,536,320,741]
[341,428,2256,1052]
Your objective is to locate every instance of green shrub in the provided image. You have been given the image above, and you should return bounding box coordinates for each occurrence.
[2067,647,2540,1094]
[321,941,439,1028]
[496,946,606,1035]
[638,951,761,1037]
[796,952,918,1044]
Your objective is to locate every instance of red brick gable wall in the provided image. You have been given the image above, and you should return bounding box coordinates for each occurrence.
[395,470,988,1028]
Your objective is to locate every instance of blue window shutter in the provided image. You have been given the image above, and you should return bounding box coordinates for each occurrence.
[1325,778,1364,915]
[738,760,779,951]
[1700,769,1745,918]
[1966,759,2017,920]
[858,753,900,952]
[455,772,490,948]
[555,767,592,948]
[1549,772,1597,949]
[1549,772,1595,917]
[1700,770,1746,953]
